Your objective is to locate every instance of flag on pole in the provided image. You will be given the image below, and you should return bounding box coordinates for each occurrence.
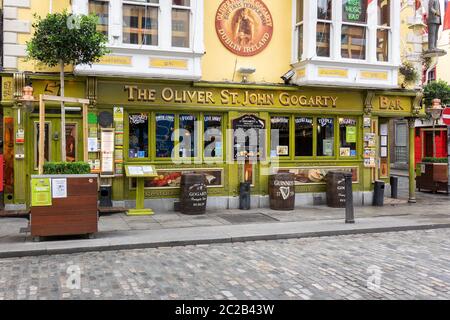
[444,0,450,30]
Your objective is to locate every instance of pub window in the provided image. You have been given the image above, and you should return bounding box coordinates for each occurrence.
[172,0,190,48]
[129,113,149,158]
[376,0,390,62]
[270,116,290,157]
[295,117,313,157]
[204,115,223,158]
[123,0,159,45]
[65,123,78,162]
[317,0,332,57]
[339,118,357,157]
[341,0,367,60]
[89,0,109,36]
[295,0,304,61]
[179,114,197,158]
[156,113,175,158]
[317,117,334,156]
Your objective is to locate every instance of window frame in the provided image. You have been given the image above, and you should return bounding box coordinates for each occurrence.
[270,115,292,159]
[127,111,151,161]
[122,0,160,47]
[203,112,225,162]
[294,115,315,159]
[338,117,358,158]
[376,0,391,62]
[294,0,304,62]
[171,0,192,48]
[88,0,111,39]
[316,0,333,58]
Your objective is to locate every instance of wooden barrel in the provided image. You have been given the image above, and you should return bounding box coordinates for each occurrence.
[180,174,207,215]
[326,171,347,208]
[269,173,295,210]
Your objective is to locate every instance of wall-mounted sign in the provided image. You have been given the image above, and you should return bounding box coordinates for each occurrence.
[215,0,273,56]
[15,129,25,144]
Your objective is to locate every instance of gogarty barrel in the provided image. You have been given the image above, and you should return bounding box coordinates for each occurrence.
[269,173,295,210]
[180,174,207,215]
[326,171,347,208]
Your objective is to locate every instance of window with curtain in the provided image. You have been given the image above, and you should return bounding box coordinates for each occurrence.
[317,0,332,57]
[123,0,159,45]
[172,0,190,48]
[89,0,109,36]
[341,0,367,59]
[377,0,390,62]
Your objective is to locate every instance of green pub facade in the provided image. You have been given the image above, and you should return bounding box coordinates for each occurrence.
[0,73,423,211]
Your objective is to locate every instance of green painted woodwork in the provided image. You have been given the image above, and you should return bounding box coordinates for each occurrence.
[409,121,416,203]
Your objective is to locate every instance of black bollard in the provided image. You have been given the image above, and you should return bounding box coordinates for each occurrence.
[390,176,398,199]
[239,182,251,210]
[344,173,355,224]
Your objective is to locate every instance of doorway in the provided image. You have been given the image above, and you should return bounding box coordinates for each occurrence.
[29,116,84,173]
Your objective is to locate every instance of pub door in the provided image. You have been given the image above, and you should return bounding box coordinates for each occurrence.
[28,116,84,173]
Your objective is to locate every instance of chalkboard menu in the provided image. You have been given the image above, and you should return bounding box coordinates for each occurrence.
[232,115,266,161]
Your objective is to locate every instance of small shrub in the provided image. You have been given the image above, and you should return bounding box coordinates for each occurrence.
[421,157,448,163]
[43,162,91,174]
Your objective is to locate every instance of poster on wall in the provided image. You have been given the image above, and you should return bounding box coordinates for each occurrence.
[31,178,52,206]
[101,129,115,176]
[276,167,358,185]
[52,178,67,198]
[346,126,357,143]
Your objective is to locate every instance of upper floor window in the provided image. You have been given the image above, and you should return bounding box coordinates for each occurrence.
[123,0,159,46]
[294,0,393,63]
[295,0,304,60]
[317,0,332,57]
[172,0,191,48]
[89,0,109,36]
[341,0,367,60]
[376,0,390,62]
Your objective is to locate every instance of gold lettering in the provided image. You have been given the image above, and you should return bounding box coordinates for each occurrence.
[137,89,147,101]
[279,93,290,106]
[315,96,324,107]
[162,88,174,102]
[299,96,308,105]
[148,89,156,102]
[380,96,389,110]
[124,85,137,101]
[206,91,215,104]
[187,91,197,103]
[197,91,206,104]
[330,96,338,108]
[220,90,230,104]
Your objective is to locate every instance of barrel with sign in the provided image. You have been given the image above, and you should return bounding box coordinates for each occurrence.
[326,171,347,208]
[269,173,295,210]
[180,174,207,215]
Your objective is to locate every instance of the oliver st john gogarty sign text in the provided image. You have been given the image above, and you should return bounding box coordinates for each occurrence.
[124,86,339,108]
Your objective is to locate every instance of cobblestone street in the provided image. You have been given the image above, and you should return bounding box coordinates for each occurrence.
[0,228,449,300]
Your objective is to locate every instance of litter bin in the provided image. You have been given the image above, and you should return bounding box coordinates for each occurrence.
[326,171,347,208]
[239,182,251,210]
[99,186,112,207]
[373,180,385,206]
[269,173,295,210]
[390,176,398,199]
[180,174,207,215]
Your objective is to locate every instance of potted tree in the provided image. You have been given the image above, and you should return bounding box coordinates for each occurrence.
[416,81,450,194]
[26,11,109,240]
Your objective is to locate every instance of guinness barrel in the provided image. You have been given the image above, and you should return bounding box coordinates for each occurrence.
[180,174,207,215]
[269,173,295,210]
[326,171,347,208]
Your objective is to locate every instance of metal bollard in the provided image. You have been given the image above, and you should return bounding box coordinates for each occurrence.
[239,182,251,210]
[390,176,398,199]
[344,173,354,224]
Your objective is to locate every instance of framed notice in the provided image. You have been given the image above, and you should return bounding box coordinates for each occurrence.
[31,178,52,207]
[380,146,388,158]
[101,129,115,176]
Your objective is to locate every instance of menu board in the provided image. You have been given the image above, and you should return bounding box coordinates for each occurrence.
[125,165,157,177]
[101,129,115,176]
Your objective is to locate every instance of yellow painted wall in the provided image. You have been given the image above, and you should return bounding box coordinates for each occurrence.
[202,0,292,84]
[17,0,72,72]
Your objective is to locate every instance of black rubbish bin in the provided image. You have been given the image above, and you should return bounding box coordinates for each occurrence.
[239,182,251,210]
[99,186,112,207]
[390,176,398,199]
[373,180,385,206]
